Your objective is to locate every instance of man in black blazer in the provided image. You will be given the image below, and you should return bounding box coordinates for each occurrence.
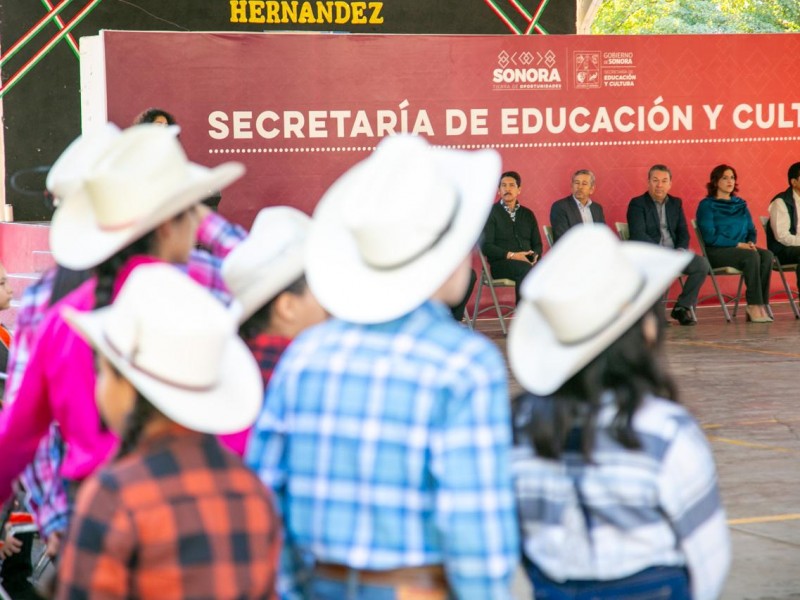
[481,170,542,303]
[549,169,606,243]
[627,164,709,326]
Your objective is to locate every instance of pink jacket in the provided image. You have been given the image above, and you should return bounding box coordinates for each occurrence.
[0,277,115,502]
[0,256,174,503]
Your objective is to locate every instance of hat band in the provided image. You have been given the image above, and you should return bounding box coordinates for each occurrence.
[364,195,460,271]
[98,218,139,232]
[104,332,216,392]
[557,274,646,347]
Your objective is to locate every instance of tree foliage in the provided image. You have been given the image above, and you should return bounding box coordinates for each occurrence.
[591,0,800,34]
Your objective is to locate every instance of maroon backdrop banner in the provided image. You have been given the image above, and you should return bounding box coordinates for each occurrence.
[102,31,800,257]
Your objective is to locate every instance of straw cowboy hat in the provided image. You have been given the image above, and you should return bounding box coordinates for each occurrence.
[306,134,501,323]
[64,264,262,434]
[508,225,691,396]
[50,124,244,270]
[223,206,311,322]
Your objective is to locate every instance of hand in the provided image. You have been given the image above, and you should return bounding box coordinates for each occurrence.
[194,203,212,222]
[0,531,23,558]
[45,531,63,558]
[509,251,535,262]
[736,242,757,250]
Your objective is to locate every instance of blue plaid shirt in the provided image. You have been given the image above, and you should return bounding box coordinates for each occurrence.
[512,393,730,600]
[246,301,519,599]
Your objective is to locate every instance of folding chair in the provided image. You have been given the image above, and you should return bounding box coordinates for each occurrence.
[691,219,744,322]
[758,216,800,319]
[470,249,515,335]
[543,225,555,250]
[614,221,630,241]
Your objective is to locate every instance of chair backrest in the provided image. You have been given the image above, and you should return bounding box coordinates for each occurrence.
[691,219,710,255]
[543,225,554,249]
[758,215,772,241]
[615,222,630,241]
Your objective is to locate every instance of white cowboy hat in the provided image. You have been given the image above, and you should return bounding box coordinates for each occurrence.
[508,225,691,396]
[223,206,311,323]
[46,122,122,202]
[63,264,263,434]
[50,124,244,270]
[306,134,500,323]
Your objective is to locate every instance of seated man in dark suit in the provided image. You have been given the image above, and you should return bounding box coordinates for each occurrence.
[766,161,800,287]
[549,169,606,243]
[481,171,542,303]
[627,164,709,326]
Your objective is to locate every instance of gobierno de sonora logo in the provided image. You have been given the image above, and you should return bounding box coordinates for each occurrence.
[493,49,561,84]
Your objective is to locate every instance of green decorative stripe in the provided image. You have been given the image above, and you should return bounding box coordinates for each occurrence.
[0,0,76,67]
[41,0,81,59]
[484,0,523,34]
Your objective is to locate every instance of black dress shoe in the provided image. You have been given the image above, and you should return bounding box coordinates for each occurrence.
[670,305,697,326]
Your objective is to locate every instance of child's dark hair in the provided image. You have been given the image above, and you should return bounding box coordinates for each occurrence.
[93,233,158,309]
[115,392,161,459]
[515,304,678,461]
[102,360,161,459]
[238,275,307,340]
[49,266,92,307]
[133,107,177,126]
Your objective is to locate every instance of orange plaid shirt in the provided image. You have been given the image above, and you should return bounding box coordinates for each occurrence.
[57,427,280,599]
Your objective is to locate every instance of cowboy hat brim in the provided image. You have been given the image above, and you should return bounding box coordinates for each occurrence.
[508,240,691,396]
[51,161,244,270]
[64,303,262,435]
[306,144,501,324]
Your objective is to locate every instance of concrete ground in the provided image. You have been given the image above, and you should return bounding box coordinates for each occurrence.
[475,302,800,600]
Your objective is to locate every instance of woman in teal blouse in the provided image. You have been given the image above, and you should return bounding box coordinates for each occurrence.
[696,164,773,322]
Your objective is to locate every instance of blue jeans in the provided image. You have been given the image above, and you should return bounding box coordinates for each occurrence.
[525,561,691,600]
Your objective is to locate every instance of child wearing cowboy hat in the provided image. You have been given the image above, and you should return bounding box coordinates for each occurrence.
[55,264,280,599]
[508,225,730,599]
[0,124,244,510]
[217,206,328,456]
[247,134,519,599]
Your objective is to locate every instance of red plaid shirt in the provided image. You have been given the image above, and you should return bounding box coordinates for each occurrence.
[57,427,280,599]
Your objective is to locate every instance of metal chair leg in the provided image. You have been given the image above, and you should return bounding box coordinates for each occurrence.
[484,277,507,335]
[708,272,733,322]
[776,263,800,319]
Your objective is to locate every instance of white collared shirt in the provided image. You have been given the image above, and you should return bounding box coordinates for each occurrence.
[768,190,800,247]
[573,196,594,225]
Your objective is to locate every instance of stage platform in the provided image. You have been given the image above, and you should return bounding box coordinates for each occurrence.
[473,305,800,600]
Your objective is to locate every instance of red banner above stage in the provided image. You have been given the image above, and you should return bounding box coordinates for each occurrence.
[100,31,800,239]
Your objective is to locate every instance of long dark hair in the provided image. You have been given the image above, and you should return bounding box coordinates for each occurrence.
[115,391,161,459]
[100,359,162,459]
[93,231,157,310]
[48,266,92,307]
[515,305,678,461]
[238,275,307,340]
